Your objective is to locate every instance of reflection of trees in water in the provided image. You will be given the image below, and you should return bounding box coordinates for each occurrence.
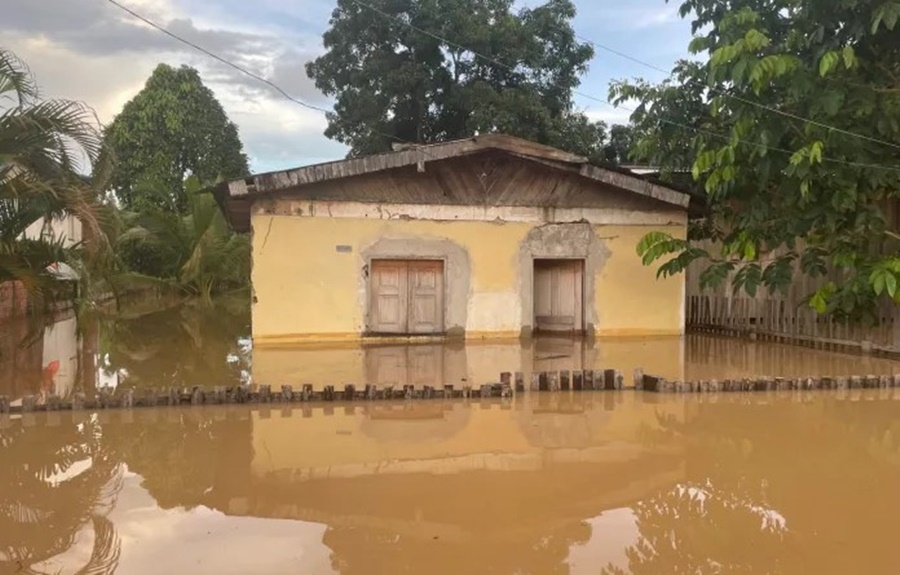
[99,296,250,390]
[102,410,253,511]
[323,519,592,575]
[602,398,900,574]
[601,481,787,575]
[0,418,124,574]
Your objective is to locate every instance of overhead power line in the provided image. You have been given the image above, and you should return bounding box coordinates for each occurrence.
[101,0,443,159]
[568,32,900,153]
[102,0,900,174]
[350,0,900,173]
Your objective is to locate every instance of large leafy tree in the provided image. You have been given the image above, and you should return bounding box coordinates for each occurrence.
[306,0,605,159]
[104,64,249,213]
[0,47,109,316]
[613,0,900,320]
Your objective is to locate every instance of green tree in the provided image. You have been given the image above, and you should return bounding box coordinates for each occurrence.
[306,0,604,158]
[104,64,249,213]
[612,0,900,320]
[0,47,109,317]
[603,123,639,164]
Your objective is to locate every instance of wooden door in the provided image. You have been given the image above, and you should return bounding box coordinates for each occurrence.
[408,261,444,334]
[534,259,583,333]
[369,260,444,334]
[370,261,408,333]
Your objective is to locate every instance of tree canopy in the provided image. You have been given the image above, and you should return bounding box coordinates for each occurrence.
[306,0,607,160]
[614,0,900,320]
[104,64,249,213]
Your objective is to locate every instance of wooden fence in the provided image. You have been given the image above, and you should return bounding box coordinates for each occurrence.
[684,240,900,354]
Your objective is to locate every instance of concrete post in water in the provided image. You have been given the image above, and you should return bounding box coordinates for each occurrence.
[633,369,644,390]
[344,384,356,401]
[0,396,8,414]
[572,371,583,391]
[513,372,524,393]
[642,375,661,393]
[544,372,556,392]
[560,371,570,392]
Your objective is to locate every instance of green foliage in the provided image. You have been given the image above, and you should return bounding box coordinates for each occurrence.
[117,176,250,301]
[104,64,249,213]
[0,47,110,318]
[614,0,900,319]
[306,0,605,159]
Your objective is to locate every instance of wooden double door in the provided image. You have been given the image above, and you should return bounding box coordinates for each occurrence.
[369,259,445,334]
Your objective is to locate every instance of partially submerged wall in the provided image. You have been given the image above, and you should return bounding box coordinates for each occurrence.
[250,200,686,343]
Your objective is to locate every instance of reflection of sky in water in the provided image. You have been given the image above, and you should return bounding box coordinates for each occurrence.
[32,466,336,575]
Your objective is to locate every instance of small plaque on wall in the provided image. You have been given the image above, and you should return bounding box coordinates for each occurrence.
[336,245,352,253]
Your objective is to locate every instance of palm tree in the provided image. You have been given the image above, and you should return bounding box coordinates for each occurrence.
[117,175,250,301]
[0,46,109,317]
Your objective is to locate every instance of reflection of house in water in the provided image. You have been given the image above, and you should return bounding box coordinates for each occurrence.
[253,336,688,390]
[199,396,687,573]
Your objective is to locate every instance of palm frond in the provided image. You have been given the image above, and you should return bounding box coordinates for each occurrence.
[0,47,38,106]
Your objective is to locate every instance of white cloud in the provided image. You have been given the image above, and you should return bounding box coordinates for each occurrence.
[2,0,345,173]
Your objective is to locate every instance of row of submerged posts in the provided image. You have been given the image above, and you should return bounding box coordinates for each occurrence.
[3,369,900,415]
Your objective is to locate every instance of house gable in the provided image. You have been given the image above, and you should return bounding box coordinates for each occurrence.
[216,134,690,232]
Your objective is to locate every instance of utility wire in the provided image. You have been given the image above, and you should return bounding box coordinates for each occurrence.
[569,31,900,153]
[101,0,439,159]
[103,0,900,174]
[350,0,900,173]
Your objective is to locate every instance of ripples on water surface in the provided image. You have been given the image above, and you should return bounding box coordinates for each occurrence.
[2,393,900,574]
[2,300,900,573]
[3,298,900,402]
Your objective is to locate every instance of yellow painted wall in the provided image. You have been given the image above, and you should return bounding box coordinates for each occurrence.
[594,225,687,336]
[251,214,685,343]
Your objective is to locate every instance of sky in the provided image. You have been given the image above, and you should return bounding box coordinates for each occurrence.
[2,0,694,175]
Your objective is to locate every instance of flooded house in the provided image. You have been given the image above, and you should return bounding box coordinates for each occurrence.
[215,134,691,345]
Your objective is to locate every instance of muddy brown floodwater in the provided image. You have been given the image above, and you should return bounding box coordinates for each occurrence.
[2,392,900,574]
[4,298,900,403]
